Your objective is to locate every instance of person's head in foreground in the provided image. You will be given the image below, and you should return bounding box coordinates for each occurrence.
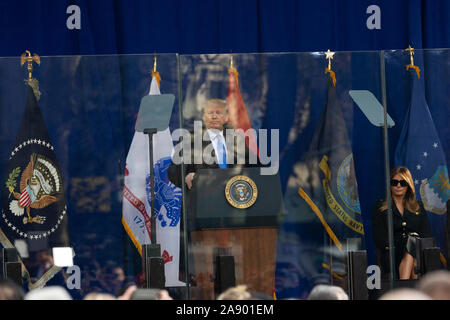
[217,285,252,300]
[379,288,431,300]
[0,279,25,300]
[417,270,450,300]
[24,286,72,300]
[307,284,349,300]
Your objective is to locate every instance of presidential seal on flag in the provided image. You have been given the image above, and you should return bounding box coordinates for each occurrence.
[6,153,64,231]
[2,133,68,245]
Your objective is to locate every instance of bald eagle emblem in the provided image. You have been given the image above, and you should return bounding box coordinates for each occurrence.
[225,175,258,209]
[6,153,61,224]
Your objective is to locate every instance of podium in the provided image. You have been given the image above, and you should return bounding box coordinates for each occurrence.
[186,166,285,299]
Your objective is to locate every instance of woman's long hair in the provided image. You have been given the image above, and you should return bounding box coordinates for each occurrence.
[380,166,420,213]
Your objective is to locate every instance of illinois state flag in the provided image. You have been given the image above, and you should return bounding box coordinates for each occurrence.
[394,69,449,263]
[1,85,71,289]
[122,73,184,286]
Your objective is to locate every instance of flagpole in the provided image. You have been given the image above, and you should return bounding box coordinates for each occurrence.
[177,53,190,299]
[119,159,130,278]
[380,50,396,288]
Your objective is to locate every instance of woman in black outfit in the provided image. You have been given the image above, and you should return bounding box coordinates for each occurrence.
[372,166,432,279]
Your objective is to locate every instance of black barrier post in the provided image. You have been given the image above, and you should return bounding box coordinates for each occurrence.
[2,248,22,287]
[380,51,396,287]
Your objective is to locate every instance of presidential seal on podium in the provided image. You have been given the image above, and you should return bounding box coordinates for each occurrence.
[225,175,258,209]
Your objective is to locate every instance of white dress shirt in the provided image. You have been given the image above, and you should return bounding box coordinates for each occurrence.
[207,129,227,164]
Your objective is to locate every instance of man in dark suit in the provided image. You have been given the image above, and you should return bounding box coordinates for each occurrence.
[169,98,259,189]
[166,98,260,289]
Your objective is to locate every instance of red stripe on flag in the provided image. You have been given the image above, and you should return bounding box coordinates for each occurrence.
[19,191,30,207]
[123,185,152,239]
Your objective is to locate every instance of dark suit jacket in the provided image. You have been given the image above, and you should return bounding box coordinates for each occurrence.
[166,126,262,282]
[168,126,261,188]
[372,199,432,278]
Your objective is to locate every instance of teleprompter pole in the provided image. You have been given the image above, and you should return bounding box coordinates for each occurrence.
[142,128,165,289]
[380,51,396,287]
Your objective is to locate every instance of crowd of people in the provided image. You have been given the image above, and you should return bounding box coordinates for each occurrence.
[1,269,450,300]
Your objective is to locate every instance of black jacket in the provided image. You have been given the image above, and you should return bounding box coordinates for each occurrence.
[372,199,432,277]
[168,127,261,188]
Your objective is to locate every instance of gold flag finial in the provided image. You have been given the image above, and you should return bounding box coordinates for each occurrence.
[151,53,161,87]
[20,50,41,99]
[406,45,415,66]
[153,54,157,74]
[325,49,335,70]
[230,54,235,70]
[324,49,336,86]
[405,45,420,78]
[20,50,40,81]
[228,53,239,86]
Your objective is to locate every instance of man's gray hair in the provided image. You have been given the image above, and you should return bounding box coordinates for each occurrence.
[204,99,228,113]
[307,284,349,300]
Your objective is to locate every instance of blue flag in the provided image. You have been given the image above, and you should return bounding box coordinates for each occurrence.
[394,70,449,263]
[275,78,365,299]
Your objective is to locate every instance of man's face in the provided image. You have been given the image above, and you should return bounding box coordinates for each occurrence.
[202,104,228,130]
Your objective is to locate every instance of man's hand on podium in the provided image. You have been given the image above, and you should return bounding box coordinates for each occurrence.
[185,172,195,190]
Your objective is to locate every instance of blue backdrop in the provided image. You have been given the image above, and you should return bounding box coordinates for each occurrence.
[1,0,450,56]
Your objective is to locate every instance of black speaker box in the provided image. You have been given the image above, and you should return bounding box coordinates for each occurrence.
[4,262,22,287]
[147,257,165,289]
[141,244,164,288]
[422,247,441,273]
[2,248,18,262]
[214,255,236,296]
[347,250,368,300]
[415,237,436,276]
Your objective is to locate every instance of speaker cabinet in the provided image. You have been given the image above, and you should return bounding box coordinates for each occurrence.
[214,255,236,296]
[347,250,368,300]
[147,257,165,289]
[422,248,441,273]
[4,262,22,287]
[141,244,165,289]
[2,248,18,263]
